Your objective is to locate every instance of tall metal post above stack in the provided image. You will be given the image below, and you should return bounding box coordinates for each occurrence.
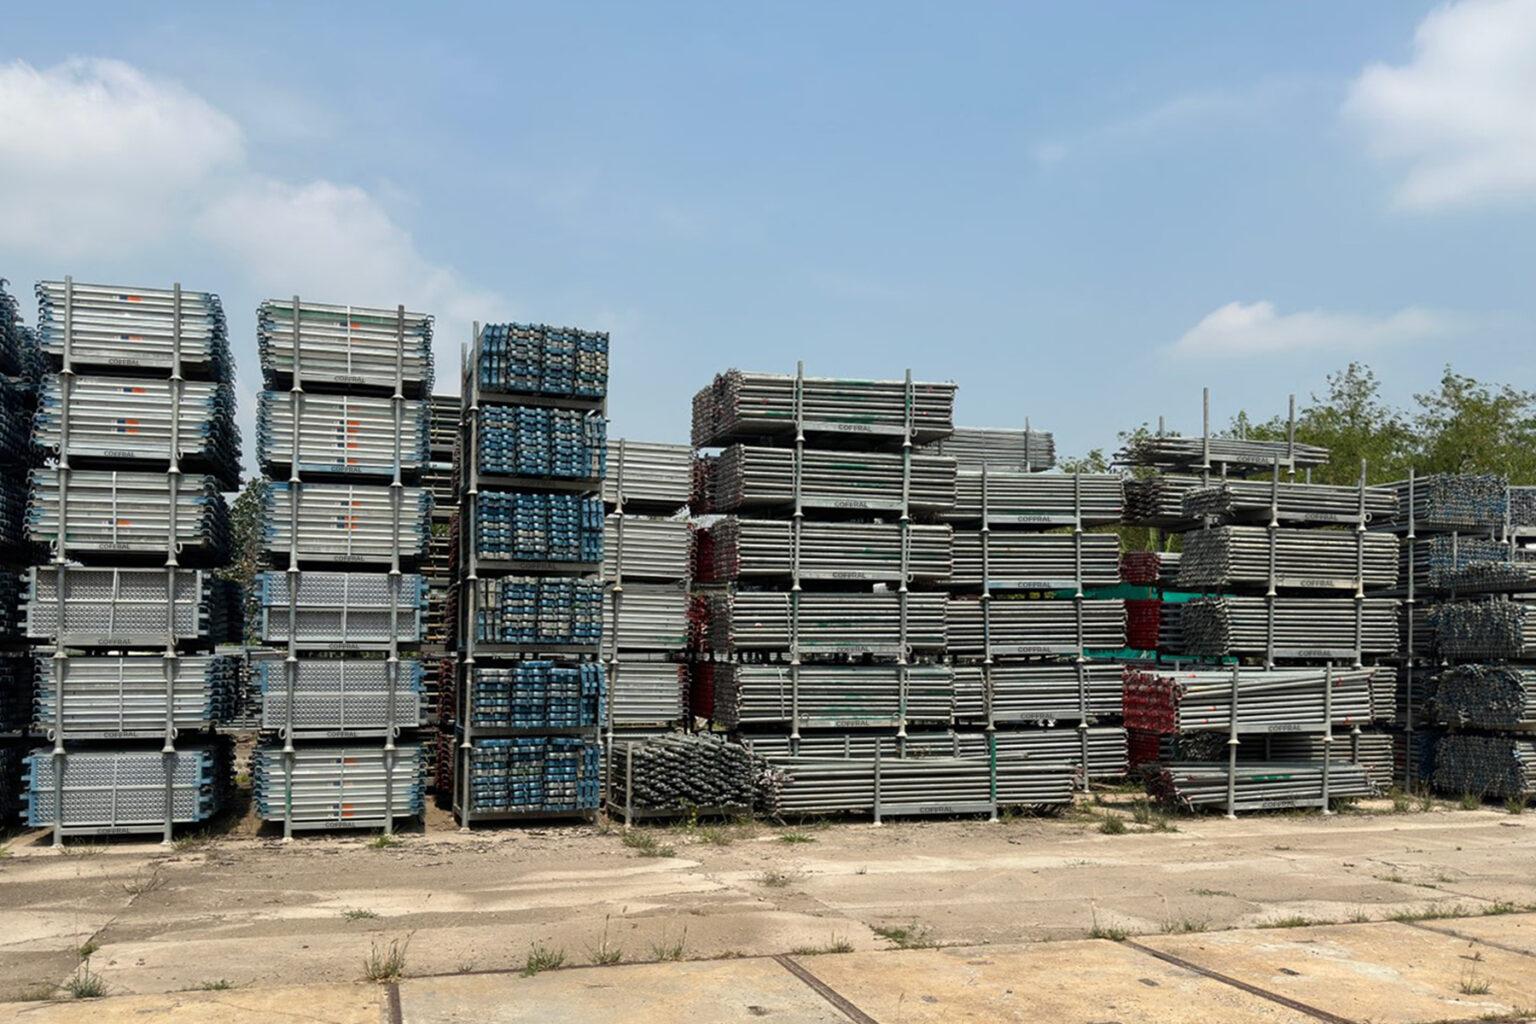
[450,322,608,827]
[23,278,242,845]
[249,298,433,837]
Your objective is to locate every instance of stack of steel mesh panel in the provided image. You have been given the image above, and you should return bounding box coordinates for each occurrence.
[703,590,947,652]
[257,392,429,476]
[602,441,690,510]
[703,518,950,583]
[713,663,954,728]
[702,445,955,513]
[36,281,232,381]
[1147,760,1375,809]
[252,743,426,827]
[476,492,602,563]
[1118,435,1330,473]
[1176,527,1398,590]
[953,662,1121,721]
[35,655,240,735]
[472,577,602,646]
[257,299,433,393]
[603,583,688,650]
[262,483,431,562]
[459,736,599,814]
[23,743,230,828]
[257,572,425,644]
[946,598,1126,654]
[1401,535,1510,593]
[25,469,231,562]
[609,733,765,816]
[945,470,1123,525]
[691,370,956,447]
[1122,665,1381,734]
[607,661,684,725]
[36,377,240,487]
[26,567,237,645]
[254,659,424,733]
[1376,474,1507,532]
[1425,664,1535,729]
[1124,475,1204,527]
[477,406,606,479]
[950,532,1120,588]
[921,427,1055,471]
[1431,598,1536,659]
[1179,597,1399,656]
[1183,480,1397,523]
[477,322,608,399]
[604,515,688,580]
[466,662,603,729]
[1432,734,1535,800]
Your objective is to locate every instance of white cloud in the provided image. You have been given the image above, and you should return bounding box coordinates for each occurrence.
[1344,0,1536,210]
[1172,300,1456,357]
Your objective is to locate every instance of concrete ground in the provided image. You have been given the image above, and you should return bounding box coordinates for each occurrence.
[3,795,1535,1022]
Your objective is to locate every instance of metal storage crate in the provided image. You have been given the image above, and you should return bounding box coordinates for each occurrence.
[946,598,1126,655]
[27,469,231,561]
[26,567,236,646]
[702,445,956,514]
[949,532,1119,589]
[257,299,434,393]
[608,660,685,726]
[476,491,602,563]
[34,654,240,736]
[604,583,688,651]
[257,571,425,644]
[459,735,600,815]
[691,370,957,447]
[476,322,607,399]
[262,482,432,562]
[255,658,424,733]
[602,440,691,510]
[703,518,949,584]
[701,590,948,653]
[477,405,606,480]
[35,280,231,380]
[23,744,228,830]
[605,514,689,581]
[466,661,604,729]
[715,663,954,727]
[257,392,429,476]
[252,742,426,828]
[473,577,602,647]
[945,471,1123,526]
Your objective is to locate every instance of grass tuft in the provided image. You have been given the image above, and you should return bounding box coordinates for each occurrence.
[1161,917,1208,934]
[342,908,379,921]
[362,936,410,982]
[64,961,107,999]
[1267,915,1314,929]
[779,831,815,844]
[1506,798,1527,815]
[872,921,935,949]
[758,867,801,888]
[122,867,164,897]
[522,942,566,976]
[622,831,676,858]
[791,934,855,956]
[1460,792,1483,811]
[192,979,233,991]
[1098,816,1127,835]
[369,834,402,850]
[650,925,688,962]
[587,915,623,966]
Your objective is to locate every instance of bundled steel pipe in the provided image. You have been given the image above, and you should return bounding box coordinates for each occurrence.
[0,278,36,377]
[461,736,600,814]
[1431,598,1536,659]
[605,583,688,650]
[1237,730,1395,787]
[1124,475,1204,527]
[1511,486,1536,530]
[921,426,1055,472]
[475,491,601,563]
[1120,551,1176,586]
[1177,527,1398,590]
[761,754,1072,815]
[264,483,431,562]
[254,658,424,733]
[467,661,603,729]
[691,369,957,447]
[1376,474,1507,532]
[1426,664,1536,729]
[1401,535,1510,593]
[743,726,1127,780]
[477,321,607,399]
[945,471,1123,525]
[1122,665,1381,734]
[1432,735,1535,800]
[701,590,947,652]
[605,514,690,580]
[257,299,433,393]
[1183,480,1396,524]
[1440,559,1536,595]
[252,742,426,827]
[477,405,606,480]
[471,576,602,646]
[258,392,429,476]
[36,376,241,487]
[26,567,238,645]
[950,531,1119,588]
[27,468,231,561]
[36,280,231,381]
[257,571,425,644]
[609,660,685,725]
[1146,760,1375,811]
[23,743,230,828]
[35,655,240,736]
[703,445,956,514]
[610,733,766,814]
[713,663,954,727]
[603,440,691,510]
[1179,596,1399,656]
[704,518,950,583]
[947,598,1126,654]
[1118,435,1329,472]
[953,662,1122,721]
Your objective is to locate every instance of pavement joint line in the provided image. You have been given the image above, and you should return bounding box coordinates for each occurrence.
[1120,938,1356,1024]
[1402,919,1536,961]
[772,954,880,1024]
[385,981,403,1024]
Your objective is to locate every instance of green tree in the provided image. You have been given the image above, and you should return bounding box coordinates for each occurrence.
[218,478,268,645]
[1411,367,1536,482]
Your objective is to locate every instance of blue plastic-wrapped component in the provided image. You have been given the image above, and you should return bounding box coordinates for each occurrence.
[478,322,608,399]
[466,735,601,813]
[478,405,606,480]
[476,491,603,562]
[470,661,604,729]
[474,577,602,646]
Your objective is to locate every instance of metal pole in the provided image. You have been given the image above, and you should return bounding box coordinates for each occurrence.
[161,281,184,845]
[50,276,75,847]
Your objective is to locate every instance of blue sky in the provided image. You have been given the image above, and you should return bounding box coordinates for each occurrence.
[2,1,1533,467]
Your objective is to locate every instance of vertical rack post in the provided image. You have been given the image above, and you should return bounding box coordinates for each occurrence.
[1265,459,1279,670]
[605,439,627,767]
[50,275,75,847]
[788,362,804,751]
[457,327,480,829]
[1073,471,1089,791]
[1286,395,1297,480]
[282,295,303,841]
[382,304,406,835]
[160,281,184,845]
[1404,468,1417,789]
[980,465,994,735]
[895,370,913,745]
[1320,662,1334,814]
[1225,660,1240,819]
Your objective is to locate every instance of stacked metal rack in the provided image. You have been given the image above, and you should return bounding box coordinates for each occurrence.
[0,279,36,826]
[447,321,608,827]
[422,396,460,655]
[250,296,432,837]
[22,278,240,844]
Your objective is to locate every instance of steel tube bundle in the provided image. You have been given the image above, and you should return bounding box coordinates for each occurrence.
[36,280,231,380]
[1432,735,1535,800]
[1237,731,1396,789]
[0,278,33,376]
[1440,559,1536,595]
[252,743,426,827]
[743,726,1127,780]
[460,736,600,814]
[26,567,236,645]
[1182,480,1396,524]
[1426,664,1536,728]
[27,469,231,561]
[475,491,601,563]
[1377,474,1507,532]
[953,663,1122,720]
[704,518,950,583]
[1401,535,1509,593]
[703,590,947,652]
[258,392,429,476]
[1147,761,1375,810]
[1179,597,1399,656]
[465,661,603,729]
[946,471,1123,525]
[714,663,953,727]
[1177,527,1398,590]
[762,754,1071,815]
[263,483,431,562]
[921,427,1055,472]
[1122,665,1381,734]
[254,659,424,733]
[1512,486,1536,530]
[605,583,688,650]
[257,299,432,392]
[691,369,956,447]
[610,660,685,725]
[258,571,426,644]
[36,376,240,487]
[476,321,607,399]
[704,445,955,513]
[1120,551,1174,586]
[1431,598,1536,659]
[23,744,229,828]
[472,577,602,646]
[605,514,689,580]
[950,532,1119,588]
[946,598,1126,655]
[477,405,606,480]
[602,441,691,510]
[34,655,239,736]
[1118,435,1329,472]
[1124,475,1204,527]
[611,733,765,814]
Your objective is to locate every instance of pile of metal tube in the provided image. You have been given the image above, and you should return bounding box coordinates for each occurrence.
[1176,527,1399,590]
[1425,664,1535,729]
[1146,760,1374,811]
[920,426,1055,472]
[264,483,432,562]
[949,532,1120,588]
[1122,665,1381,734]
[946,598,1126,654]
[704,518,951,583]
[712,663,955,728]
[1182,480,1397,523]
[1431,735,1535,800]
[1179,596,1399,656]
[945,471,1123,525]
[701,445,956,514]
[691,369,957,447]
[702,590,948,651]
[27,469,232,562]
[257,299,433,394]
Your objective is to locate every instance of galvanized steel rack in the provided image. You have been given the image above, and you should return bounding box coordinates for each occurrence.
[254,294,428,837]
[449,322,608,827]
